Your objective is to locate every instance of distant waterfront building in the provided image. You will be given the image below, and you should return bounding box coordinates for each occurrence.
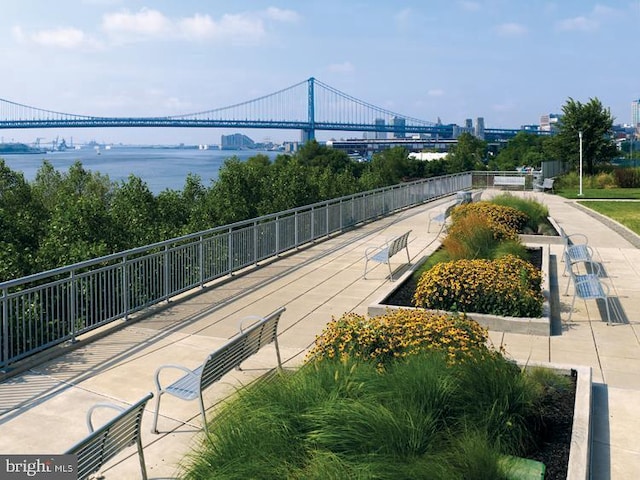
[632,99,640,128]
[375,118,387,139]
[540,114,561,132]
[221,133,255,150]
[475,117,485,140]
[392,117,406,139]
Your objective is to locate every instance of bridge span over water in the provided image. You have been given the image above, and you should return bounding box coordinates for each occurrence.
[0,77,534,142]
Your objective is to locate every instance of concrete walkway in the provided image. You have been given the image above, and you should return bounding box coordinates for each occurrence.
[0,191,638,479]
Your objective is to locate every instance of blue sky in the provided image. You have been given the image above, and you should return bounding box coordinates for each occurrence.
[1,0,639,145]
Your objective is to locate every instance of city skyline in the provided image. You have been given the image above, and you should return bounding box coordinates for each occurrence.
[1,1,639,145]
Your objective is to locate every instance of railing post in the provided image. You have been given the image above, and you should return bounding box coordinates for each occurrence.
[311,207,315,241]
[199,235,204,287]
[122,256,129,320]
[276,215,281,256]
[253,221,258,265]
[228,227,233,276]
[69,271,77,343]
[1,287,7,370]
[164,245,170,302]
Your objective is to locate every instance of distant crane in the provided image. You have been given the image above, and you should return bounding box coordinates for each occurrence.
[34,137,45,149]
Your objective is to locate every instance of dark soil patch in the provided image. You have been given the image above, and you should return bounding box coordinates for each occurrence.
[529,373,576,479]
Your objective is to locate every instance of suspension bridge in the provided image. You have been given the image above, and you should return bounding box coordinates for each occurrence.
[0,77,525,141]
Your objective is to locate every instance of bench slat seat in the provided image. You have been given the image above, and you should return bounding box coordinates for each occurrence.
[151,306,285,435]
[493,176,526,189]
[66,392,153,480]
[363,230,411,281]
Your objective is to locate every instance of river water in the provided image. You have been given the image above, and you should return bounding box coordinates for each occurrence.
[0,146,281,193]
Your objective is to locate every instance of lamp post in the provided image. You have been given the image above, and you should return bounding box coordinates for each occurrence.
[578,131,583,197]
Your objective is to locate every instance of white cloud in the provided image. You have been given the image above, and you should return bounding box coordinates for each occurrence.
[556,5,619,32]
[12,25,102,50]
[102,8,171,37]
[557,15,598,32]
[265,7,300,23]
[459,1,481,12]
[496,22,528,36]
[178,13,265,44]
[428,89,444,97]
[327,61,355,73]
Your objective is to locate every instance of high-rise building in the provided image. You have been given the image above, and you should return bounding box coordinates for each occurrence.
[540,114,561,132]
[392,117,406,139]
[632,99,640,128]
[221,133,255,150]
[475,117,485,140]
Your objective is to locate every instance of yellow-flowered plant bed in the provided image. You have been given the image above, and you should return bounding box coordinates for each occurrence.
[451,202,529,241]
[413,254,543,317]
[308,309,498,367]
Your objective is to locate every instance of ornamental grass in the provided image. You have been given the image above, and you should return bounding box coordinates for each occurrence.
[182,345,565,480]
[413,254,543,317]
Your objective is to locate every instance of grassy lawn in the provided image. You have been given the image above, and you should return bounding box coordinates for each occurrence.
[557,187,640,199]
[577,201,640,235]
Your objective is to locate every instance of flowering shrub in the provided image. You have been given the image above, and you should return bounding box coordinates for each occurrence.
[450,202,528,241]
[307,309,495,366]
[413,254,543,317]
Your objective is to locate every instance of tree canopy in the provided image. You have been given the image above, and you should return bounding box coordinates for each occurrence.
[545,97,617,174]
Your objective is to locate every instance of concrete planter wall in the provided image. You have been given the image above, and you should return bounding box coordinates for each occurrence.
[368,244,552,336]
[523,363,592,480]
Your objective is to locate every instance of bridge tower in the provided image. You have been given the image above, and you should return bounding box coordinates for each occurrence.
[301,77,316,142]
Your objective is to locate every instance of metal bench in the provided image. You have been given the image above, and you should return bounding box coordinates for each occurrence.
[427,202,457,233]
[66,392,154,480]
[534,177,555,193]
[493,176,526,189]
[363,230,411,281]
[563,251,611,325]
[558,226,592,275]
[151,306,285,435]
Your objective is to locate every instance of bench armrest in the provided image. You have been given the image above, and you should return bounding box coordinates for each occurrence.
[86,403,126,433]
[364,244,387,259]
[566,232,589,245]
[239,315,266,334]
[153,364,198,392]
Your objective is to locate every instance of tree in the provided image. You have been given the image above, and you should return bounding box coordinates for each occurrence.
[545,97,617,174]
[446,133,487,173]
[489,131,547,171]
[0,161,46,280]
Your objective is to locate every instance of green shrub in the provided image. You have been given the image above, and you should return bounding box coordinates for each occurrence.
[413,254,543,317]
[614,167,640,188]
[443,214,502,260]
[594,172,616,188]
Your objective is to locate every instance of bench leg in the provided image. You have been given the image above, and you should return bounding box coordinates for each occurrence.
[151,392,162,434]
[387,260,393,281]
[363,258,370,279]
[199,392,209,435]
[136,435,149,480]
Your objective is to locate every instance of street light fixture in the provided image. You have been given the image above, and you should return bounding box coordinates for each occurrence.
[578,130,584,197]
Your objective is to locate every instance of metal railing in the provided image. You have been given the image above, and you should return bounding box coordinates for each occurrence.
[1,172,471,369]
